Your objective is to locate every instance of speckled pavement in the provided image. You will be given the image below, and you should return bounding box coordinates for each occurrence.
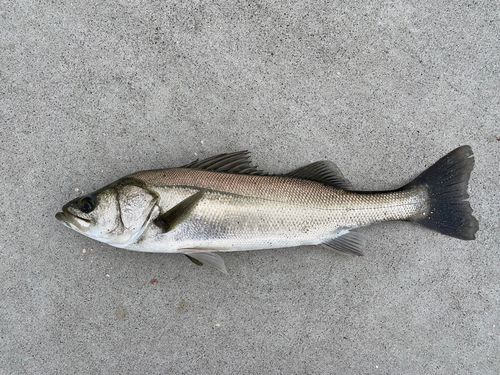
[1,1,499,373]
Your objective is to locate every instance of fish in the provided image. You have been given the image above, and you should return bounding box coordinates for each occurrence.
[56,146,478,273]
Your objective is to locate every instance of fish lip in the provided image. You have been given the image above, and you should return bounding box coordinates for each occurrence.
[56,206,90,231]
[55,211,67,223]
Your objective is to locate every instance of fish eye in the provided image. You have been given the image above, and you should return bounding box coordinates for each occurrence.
[79,196,95,213]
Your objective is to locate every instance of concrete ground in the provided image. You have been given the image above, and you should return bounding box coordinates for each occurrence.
[1,1,499,374]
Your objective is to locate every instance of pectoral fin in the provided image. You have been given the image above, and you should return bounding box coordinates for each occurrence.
[154,190,205,232]
[183,252,227,274]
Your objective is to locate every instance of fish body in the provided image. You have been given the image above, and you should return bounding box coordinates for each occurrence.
[124,169,421,253]
[56,146,478,273]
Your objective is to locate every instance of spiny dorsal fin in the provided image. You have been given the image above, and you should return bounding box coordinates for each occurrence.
[183,252,227,274]
[285,161,352,190]
[321,230,366,256]
[183,151,265,175]
[154,190,205,233]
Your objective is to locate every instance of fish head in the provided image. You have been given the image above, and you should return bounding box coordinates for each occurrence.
[56,178,159,248]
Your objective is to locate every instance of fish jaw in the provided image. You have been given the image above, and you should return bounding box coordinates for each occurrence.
[55,206,91,234]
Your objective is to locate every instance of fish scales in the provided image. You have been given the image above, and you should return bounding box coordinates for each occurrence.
[130,168,421,250]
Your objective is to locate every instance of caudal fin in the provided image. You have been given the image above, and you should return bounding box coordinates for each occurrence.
[404,145,478,240]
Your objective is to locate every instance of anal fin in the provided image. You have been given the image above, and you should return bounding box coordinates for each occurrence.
[321,231,366,256]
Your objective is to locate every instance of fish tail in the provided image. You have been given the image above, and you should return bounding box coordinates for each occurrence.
[403,145,478,240]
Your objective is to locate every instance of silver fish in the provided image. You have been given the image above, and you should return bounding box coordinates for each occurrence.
[56,146,478,273]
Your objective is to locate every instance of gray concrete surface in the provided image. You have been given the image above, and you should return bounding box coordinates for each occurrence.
[1,1,499,374]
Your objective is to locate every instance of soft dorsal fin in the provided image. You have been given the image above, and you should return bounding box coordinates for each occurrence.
[183,151,265,175]
[285,161,352,190]
[154,190,205,233]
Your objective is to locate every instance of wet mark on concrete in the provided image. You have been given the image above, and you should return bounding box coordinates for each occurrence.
[115,305,128,320]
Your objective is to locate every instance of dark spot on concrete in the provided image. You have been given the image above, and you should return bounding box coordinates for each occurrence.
[176,300,189,314]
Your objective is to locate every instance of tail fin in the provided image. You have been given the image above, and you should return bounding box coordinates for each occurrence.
[404,145,478,240]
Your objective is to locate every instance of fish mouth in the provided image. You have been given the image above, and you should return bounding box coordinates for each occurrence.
[55,206,90,232]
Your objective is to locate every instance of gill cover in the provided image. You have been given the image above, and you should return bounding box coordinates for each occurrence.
[57,178,159,248]
[106,179,159,247]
